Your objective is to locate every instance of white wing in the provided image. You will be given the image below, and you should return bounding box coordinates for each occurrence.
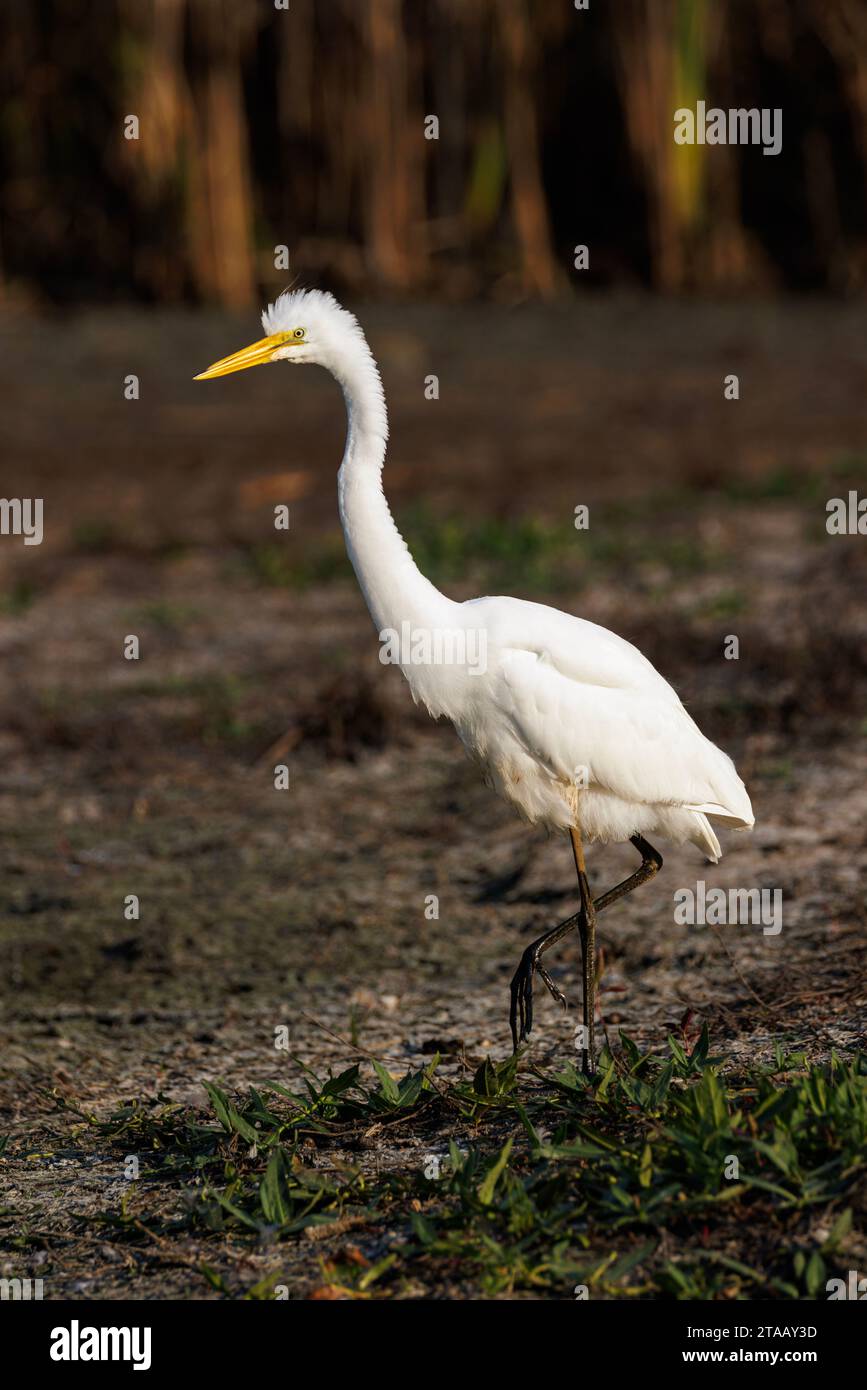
[466,596,753,824]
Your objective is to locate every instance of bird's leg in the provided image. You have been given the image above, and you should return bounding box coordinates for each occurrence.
[508,835,664,1053]
[570,828,598,1076]
[510,915,576,1050]
[593,834,663,914]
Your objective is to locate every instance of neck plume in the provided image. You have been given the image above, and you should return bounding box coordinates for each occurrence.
[335,334,454,638]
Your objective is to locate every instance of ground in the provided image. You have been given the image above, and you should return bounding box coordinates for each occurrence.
[0,297,865,1298]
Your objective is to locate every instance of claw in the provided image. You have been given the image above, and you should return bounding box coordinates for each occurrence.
[509,947,535,1049]
[509,946,568,1051]
[538,965,568,1010]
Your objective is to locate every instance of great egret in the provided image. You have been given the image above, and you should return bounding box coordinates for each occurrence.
[196,289,754,1072]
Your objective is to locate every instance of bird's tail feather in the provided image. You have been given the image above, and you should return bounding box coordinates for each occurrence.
[690,812,722,864]
[688,800,755,830]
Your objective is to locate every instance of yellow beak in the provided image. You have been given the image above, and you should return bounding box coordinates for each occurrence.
[194,331,295,381]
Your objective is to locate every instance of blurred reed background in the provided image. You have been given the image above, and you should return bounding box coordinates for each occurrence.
[0,0,865,308]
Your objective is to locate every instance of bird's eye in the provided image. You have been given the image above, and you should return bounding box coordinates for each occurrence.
[293,328,305,339]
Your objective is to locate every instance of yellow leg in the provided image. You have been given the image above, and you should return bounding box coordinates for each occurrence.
[570,827,597,1075]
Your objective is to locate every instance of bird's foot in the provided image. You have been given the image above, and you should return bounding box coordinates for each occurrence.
[509,945,568,1051]
[538,964,567,1010]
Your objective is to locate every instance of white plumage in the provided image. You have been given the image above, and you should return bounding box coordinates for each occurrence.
[451,596,753,861]
[196,287,755,1063]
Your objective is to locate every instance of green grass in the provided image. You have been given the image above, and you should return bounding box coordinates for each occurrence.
[128,600,202,632]
[71,519,118,554]
[0,579,38,615]
[402,507,575,591]
[48,1029,866,1299]
[217,453,867,600]
[688,588,749,620]
[718,454,867,506]
[30,671,260,750]
[239,505,722,597]
[240,536,351,591]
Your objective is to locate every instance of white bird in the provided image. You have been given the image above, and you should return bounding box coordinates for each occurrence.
[196,288,754,1072]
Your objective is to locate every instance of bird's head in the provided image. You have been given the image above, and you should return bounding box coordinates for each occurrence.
[194,287,364,381]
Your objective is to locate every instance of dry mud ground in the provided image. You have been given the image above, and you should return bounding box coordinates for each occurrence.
[0,297,865,1298]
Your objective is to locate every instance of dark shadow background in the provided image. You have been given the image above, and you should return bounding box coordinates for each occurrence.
[0,0,865,306]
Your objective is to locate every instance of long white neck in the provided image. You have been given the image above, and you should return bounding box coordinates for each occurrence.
[334,337,455,638]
